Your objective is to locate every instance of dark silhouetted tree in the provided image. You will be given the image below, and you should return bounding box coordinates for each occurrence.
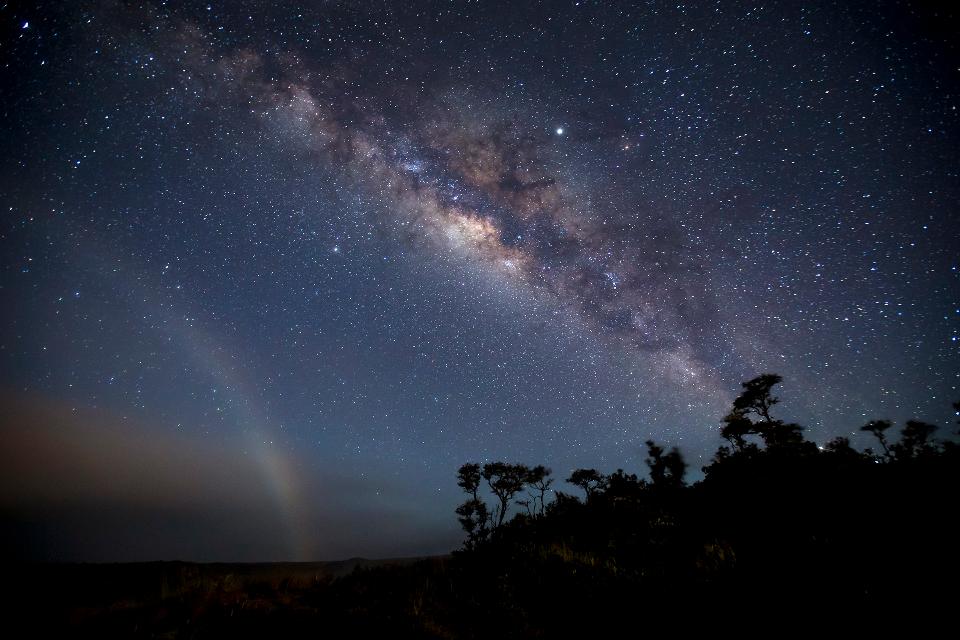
[721,374,808,450]
[861,419,893,459]
[645,440,687,488]
[892,420,938,460]
[763,422,807,448]
[720,410,755,452]
[455,499,489,548]
[455,463,489,547]
[566,468,607,500]
[733,373,783,423]
[482,462,530,528]
[523,465,553,517]
[605,469,643,500]
[457,463,482,498]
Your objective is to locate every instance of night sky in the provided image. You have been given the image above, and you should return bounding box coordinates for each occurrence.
[2,1,958,562]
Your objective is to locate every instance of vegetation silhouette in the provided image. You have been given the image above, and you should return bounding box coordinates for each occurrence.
[447,373,959,635]
[16,374,959,637]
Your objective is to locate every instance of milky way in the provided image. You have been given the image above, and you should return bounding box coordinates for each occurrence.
[152,14,734,393]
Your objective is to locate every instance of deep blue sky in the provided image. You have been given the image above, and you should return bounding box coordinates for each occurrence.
[1,0,957,561]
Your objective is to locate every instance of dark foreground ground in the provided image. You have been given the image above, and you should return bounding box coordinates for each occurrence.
[3,546,956,639]
[4,557,446,638]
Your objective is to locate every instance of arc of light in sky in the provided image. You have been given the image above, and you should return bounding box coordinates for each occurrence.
[56,230,317,560]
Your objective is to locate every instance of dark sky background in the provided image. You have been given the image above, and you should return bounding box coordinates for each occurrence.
[1,0,957,562]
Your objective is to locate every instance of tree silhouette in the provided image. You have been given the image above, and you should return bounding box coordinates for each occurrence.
[566,468,607,500]
[763,421,807,448]
[720,374,808,450]
[482,462,530,528]
[720,409,755,452]
[645,440,686,488]
[604,469,643,500]
[455,462,553,539]
[861,419,893,459]
[892,420,938,460]
[455,463,489,547]
[523,465,553,517]
[457,463,482,499]
[733,373,783,423]
[455,499,489,548]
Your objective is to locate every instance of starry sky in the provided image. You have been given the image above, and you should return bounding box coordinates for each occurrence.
[1,0,958,562]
